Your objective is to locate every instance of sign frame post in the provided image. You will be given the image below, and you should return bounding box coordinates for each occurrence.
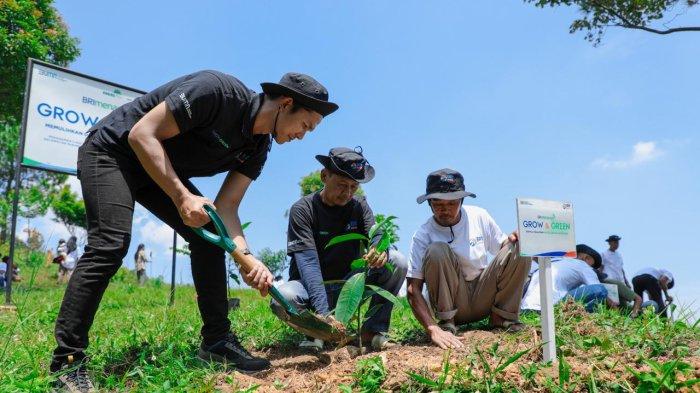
[537,256,556,362]
[4,58,145,307]
[169,230,177,306]
[5,58,34,306]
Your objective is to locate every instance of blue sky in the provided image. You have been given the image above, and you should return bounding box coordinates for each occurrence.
[25,1,699,317]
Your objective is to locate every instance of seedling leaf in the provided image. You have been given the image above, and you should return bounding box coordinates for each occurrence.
[334,272,365,325]
[325,233,369,249]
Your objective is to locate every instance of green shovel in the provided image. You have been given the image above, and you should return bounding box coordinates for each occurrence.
[192,205,350,343]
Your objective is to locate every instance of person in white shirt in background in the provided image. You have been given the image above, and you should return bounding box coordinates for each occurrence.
[631,267,674,318]
[601,235,629,286]
[521,244,610,313]
[0,255,6,288]
[406,169,531,350]
[58,236,79,284]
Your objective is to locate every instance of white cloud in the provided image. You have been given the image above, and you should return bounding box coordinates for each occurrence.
[66,176,82,195]
[138,219,184,249]
[592,141,664,170]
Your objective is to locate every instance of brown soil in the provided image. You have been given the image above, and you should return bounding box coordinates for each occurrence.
[217,329,541,392]
[216,302,700,392]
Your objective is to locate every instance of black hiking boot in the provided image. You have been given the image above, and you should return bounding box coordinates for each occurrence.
[53,359,96,393]
[198,332,271,373]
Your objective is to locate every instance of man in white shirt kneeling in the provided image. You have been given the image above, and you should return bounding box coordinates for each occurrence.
[406,169,531,350]
[521,244,608,313]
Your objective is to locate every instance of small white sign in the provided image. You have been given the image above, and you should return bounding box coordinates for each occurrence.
[516,198,576,258]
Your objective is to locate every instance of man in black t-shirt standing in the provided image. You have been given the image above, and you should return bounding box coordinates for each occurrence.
[51,71,338,391]
[271,147,407,351]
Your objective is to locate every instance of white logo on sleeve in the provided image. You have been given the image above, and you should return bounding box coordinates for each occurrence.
[288,239,302,247]
[179,93,193,119]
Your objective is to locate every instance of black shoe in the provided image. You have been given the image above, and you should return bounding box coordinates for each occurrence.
[198,333,271,373]
[53,361,96,393]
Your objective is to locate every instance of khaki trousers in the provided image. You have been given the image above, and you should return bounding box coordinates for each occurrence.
[422,241,530,323]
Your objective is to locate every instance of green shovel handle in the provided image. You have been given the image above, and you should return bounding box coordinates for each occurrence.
[191,206,299,316]
[191,205,236,253]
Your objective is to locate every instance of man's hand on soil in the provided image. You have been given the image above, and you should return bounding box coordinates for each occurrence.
[364,247,387,269]
[243,261,274,297]
[176,193,213,227]
[428,325,463,350]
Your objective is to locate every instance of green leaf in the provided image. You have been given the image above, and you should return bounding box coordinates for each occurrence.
[494,348,530,373]
[363,303,383,322]
[558,354,571,385]
[334,273,366,325]
[365,285,402,306]
[376,232,393,253]
[406,372,438,388]
[368,215,397,240]
[350,258,367,270]
[241,221,252,231]
[325,233,369,249]
[476,349,492,374]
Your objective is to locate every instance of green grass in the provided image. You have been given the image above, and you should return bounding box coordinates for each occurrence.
[0,250,698,392]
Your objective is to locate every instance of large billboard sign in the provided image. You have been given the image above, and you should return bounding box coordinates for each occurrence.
[516,197,576,258]
[21,59,144,174]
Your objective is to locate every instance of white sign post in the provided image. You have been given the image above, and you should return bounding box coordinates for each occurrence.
[516,198,576,363]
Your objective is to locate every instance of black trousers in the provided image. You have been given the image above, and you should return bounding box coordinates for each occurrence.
[51,136,229,371]
[632,274,667,318]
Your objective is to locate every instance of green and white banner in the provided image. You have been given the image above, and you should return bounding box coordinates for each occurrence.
[21,60,143,174]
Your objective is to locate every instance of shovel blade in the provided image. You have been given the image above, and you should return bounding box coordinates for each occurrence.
[278,308,351,344]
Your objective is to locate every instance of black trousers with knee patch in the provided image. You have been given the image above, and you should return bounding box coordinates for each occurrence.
[632,274,667,318]
[51,136,229,371]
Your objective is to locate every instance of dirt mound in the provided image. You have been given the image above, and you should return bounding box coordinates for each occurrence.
[215,329,534,392]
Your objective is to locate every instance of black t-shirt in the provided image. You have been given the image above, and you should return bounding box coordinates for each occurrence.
[287,192,376,281]
[89,70,271,187]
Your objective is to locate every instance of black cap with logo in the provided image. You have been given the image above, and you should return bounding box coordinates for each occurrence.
[316,146,375,183]
[416,168,476,204]
[261,72,339,117]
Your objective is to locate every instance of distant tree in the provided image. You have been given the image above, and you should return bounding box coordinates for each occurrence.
[0,0,80,243]
[298,170,364,197]
[51,185,86,236]
[257,247,288,280]
[0,0,81,121]
[525,0,700,45]
[22,227,43,251]
[375,213,400,244]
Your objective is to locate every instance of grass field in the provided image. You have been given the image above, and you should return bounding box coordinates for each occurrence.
[0,250,698,392]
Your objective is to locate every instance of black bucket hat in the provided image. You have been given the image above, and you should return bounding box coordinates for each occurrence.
[261,72,339,117]
[576,244,602,269]
[316,147,375,184]
[605,235,621,242]
[416,169,476,204]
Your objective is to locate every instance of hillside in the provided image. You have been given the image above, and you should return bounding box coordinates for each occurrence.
[0,251,698,392]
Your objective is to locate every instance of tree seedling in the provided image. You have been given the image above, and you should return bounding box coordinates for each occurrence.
[325,215,401,349]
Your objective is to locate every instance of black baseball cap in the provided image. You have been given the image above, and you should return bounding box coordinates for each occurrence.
[316,146,375,183]
[261,72,338,117]
[576,244,602,269]
[416,169,476,204]
[606,235,621,242]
